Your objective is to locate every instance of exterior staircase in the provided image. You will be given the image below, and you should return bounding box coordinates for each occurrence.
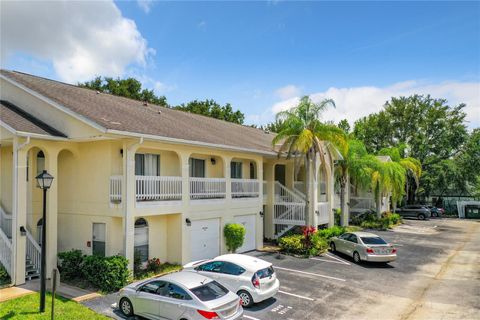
[0,204,41,281]
[273,182,306,239]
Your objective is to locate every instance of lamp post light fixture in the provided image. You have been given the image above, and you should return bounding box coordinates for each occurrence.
[35,170,54,313]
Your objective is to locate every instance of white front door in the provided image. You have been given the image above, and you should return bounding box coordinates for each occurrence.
[190,219,220,261]
[234,215,256,253]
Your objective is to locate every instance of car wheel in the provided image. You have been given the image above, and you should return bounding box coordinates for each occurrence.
[330,242,336,252]
[238,290,254,308]
[353,251,361,264]
[119,298,134,317]
[418,213,426,220]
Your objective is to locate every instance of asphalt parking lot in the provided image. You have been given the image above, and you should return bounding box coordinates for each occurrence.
[83,218,480,320]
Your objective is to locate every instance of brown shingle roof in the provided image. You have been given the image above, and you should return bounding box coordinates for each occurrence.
[0,100,66,137]
[1,70,276,154]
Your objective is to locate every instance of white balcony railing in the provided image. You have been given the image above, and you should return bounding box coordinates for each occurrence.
[110,176,183,202]
[0,206,12,239]
[136,176,182,201]
[317,202,329,225]
[109,175,122,202]
[190,178,226,200]
[231,179,260,198]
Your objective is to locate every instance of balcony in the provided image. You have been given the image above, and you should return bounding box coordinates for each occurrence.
[136,176,182,201]
[231,179,260,198]
[110,176,262,202]
[109,176,182,202]
[190,177,226,200]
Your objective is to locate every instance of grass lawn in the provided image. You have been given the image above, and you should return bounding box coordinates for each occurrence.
[0,292,109,319]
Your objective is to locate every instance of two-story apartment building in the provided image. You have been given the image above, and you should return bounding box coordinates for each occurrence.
[0,70,339,286]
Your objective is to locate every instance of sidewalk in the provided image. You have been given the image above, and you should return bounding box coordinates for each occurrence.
[0,286,34,302]
[0,279,101,303]
[19,279,101,302]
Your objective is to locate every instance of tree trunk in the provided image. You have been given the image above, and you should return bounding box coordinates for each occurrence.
[340,183,345,226]
[375,185,382,219]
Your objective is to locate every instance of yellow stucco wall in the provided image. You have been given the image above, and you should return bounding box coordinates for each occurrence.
[0,146,13,213]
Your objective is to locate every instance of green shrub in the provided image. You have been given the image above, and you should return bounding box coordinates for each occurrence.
[0,263,10,285]
[224,223,246,253]
[133,250,142,277]
[310,233,329,255]
[279,234,304,254]
[82,255,130,292]
[317,225,345,239]
[58,249,84,280]
[334,208,341,226]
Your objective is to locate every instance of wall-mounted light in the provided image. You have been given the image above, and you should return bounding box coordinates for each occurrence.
[210,158,216,165]
[120,149,124,157]
[20,226,27,236]
[315,210,319,216]
[259,211,264,218]
[185,218,192,226]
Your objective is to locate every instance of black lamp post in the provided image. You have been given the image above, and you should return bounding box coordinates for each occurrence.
[35,170,54,313]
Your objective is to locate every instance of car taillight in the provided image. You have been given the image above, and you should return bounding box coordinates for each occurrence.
[366,248,374,254]
[391,248,397,254]
[252,273,260,288]
[197,310,220,319]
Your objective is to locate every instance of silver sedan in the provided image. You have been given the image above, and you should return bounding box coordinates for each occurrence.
[118,271,243,320]
[329,232,397,263]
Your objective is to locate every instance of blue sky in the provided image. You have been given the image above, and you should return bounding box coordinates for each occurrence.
[1,1,479,127]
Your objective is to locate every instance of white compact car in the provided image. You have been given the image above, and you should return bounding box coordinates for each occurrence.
[118,271,243,320]
[183,254,279,307]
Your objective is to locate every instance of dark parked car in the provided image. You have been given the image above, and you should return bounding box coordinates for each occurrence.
[426,206,444,217]
[395,205,431,220]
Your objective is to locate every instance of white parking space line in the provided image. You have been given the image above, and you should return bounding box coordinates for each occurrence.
[278,290,315,301]
[309,256,350,265]
[274,266,346,282]
[325,252,351,265]
[243,315,262,320]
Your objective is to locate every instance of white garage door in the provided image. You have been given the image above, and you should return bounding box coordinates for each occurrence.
[190,219,220,261]
[234,215,256,253]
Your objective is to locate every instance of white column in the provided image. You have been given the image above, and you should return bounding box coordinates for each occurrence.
[179,152,190,264]
[264,163,275,239]
[12,137,28,285]
[327,159,335,227]
[223,156,232,201]
[312,157,320,227]
[123,141,139,271]
[256,160,264,249]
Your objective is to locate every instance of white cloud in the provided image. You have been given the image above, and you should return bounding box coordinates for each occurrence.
[275,84,302,100]
[1,0,154,83]
[137,0,154,14]
[270,80,480,129]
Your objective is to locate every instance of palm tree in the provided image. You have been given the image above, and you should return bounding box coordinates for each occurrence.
[370,158,407,218]
[335,139,378,226]
[378,146,422,209]
[272,96,346,226]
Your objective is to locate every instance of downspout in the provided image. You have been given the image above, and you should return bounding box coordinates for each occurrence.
[11,136,31,284]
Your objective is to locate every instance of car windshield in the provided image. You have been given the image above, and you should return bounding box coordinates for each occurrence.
[361,237,387,245]
[190,281,229,302]
[256,266,274,279]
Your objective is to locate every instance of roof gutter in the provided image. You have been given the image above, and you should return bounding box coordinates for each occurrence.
[106,129,277,156]
[0,120,68,141]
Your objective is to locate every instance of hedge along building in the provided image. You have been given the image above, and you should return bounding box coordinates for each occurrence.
[0,70,340,286]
